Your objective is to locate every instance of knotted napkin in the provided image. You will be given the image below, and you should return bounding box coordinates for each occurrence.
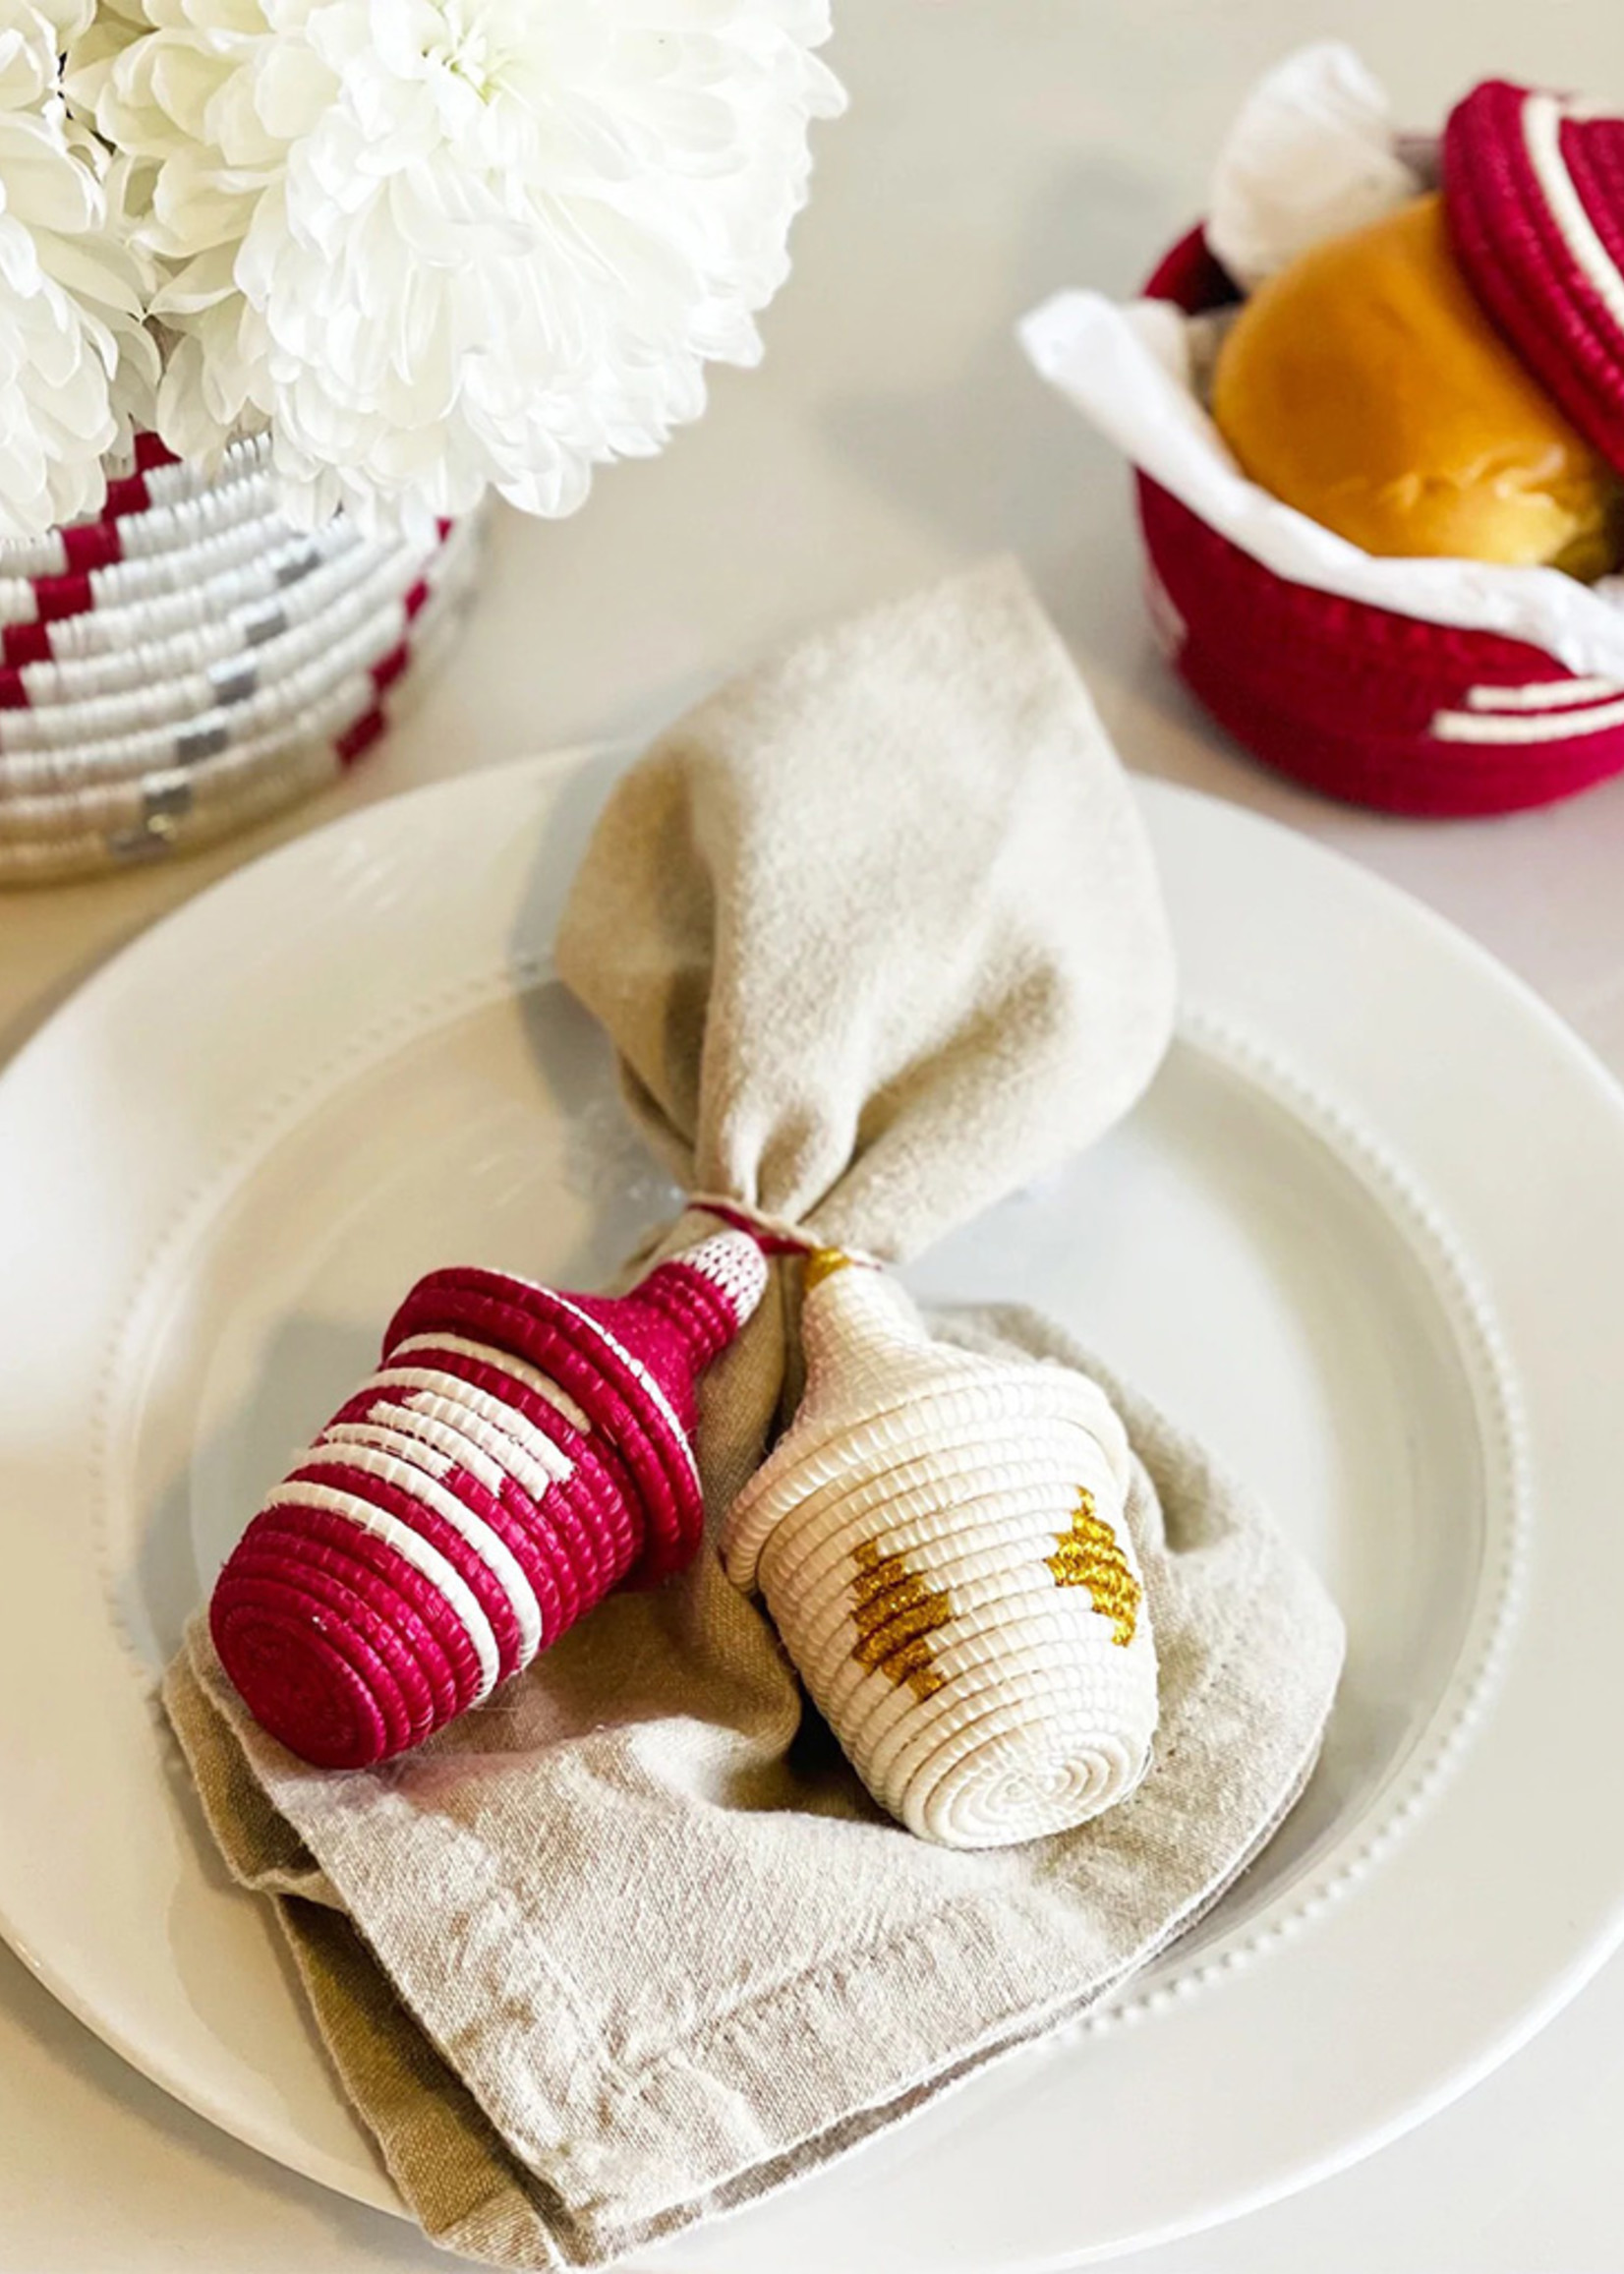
[166,562,1344,2270]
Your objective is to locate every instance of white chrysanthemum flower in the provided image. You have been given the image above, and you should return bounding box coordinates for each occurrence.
[0,0,157,538]
[80,0,843,528]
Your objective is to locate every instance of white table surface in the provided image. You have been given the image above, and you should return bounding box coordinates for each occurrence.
[6,5,1624,2268]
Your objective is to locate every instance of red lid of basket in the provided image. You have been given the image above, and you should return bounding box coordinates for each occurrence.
[1444,79,1624,477]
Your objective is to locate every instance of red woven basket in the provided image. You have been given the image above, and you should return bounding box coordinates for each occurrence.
[1136,85,1624,819]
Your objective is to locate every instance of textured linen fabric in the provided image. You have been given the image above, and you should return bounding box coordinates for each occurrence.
[166,563,1344,2269]
[552,559,1177,1259]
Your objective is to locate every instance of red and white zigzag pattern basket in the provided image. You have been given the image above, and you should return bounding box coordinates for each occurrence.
[0,434,478,884]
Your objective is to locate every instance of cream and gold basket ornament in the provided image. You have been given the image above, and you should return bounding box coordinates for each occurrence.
[724,1250,1158,1849]
[0,436,478,885]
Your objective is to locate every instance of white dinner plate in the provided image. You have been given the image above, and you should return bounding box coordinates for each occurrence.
[1,748,1623,2270]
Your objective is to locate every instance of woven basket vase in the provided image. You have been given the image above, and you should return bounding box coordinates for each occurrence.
[1138,79,1624,819]
[0,434,479,885]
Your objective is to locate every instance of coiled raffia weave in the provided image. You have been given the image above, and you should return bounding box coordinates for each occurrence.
[209,1229,768,1769]
[0,435,479,885]
[1132,79,1624,818]
[724,1252,1158,1849]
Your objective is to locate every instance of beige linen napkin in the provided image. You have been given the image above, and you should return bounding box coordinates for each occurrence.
[166,562,1344,2269]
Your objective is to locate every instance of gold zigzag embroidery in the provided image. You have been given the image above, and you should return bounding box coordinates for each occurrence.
[1047,1487,1140,1648]
[850,1539,950,1701]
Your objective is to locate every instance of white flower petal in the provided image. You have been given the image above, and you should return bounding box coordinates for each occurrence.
[93,0,844,527]
[0,6,165,533]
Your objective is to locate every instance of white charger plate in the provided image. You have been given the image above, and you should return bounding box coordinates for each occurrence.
[1,748,1622,2270]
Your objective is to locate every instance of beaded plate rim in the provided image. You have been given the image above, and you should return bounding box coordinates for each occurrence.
[2,754,1617,2268]
[1080,1001,1531,2031]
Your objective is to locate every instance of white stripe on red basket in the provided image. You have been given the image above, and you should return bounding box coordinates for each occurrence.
[1433,688,1624,743]
[1464,675,1624,713]
[347,1363,580,1493]
[1523,93,1624,335]
[261,1475,504,1700]
[297,1437,546,1665]
[387,1333,595,1436]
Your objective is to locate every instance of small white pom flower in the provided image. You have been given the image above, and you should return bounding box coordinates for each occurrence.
[82,0,844,529]
[0,0,157,538]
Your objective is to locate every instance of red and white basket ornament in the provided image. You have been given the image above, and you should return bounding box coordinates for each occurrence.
[209,1229,768,1769]
[1138,79,1624,818]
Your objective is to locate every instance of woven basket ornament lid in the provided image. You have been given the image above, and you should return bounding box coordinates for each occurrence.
[1444,79,1624,477]
[209,1228,768,1769]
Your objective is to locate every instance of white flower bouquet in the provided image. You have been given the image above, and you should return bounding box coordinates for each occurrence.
[7,0,843,536]
[0,0,841,881]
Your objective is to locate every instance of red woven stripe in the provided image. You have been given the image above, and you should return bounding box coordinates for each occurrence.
[1569,120,1624,291]
[133,431,178,473]
[388,1273,701,1581]
[690,1198,806,1256]
[388,1294,663,1592]
[1139,474,1624,813]
[371,638,409,695]
[32,572,93,624]
[336,704,385,765]
[213,1554,426,1760]
[210,1242,750,1767]
[212,1581,402,1768]
[61,518,123,574]
[605,1255,741,1374]
[406,1267,704,1434]
[1139,479,1564,735]
[378,1306,641,1592]
[1173,619,1624,815]
[1443,82,1624,478]
[1,620,52,669]
[100,472,150,518]
[403,576,432,621]
[355,1341,627,1622]
[0,668,28,711]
